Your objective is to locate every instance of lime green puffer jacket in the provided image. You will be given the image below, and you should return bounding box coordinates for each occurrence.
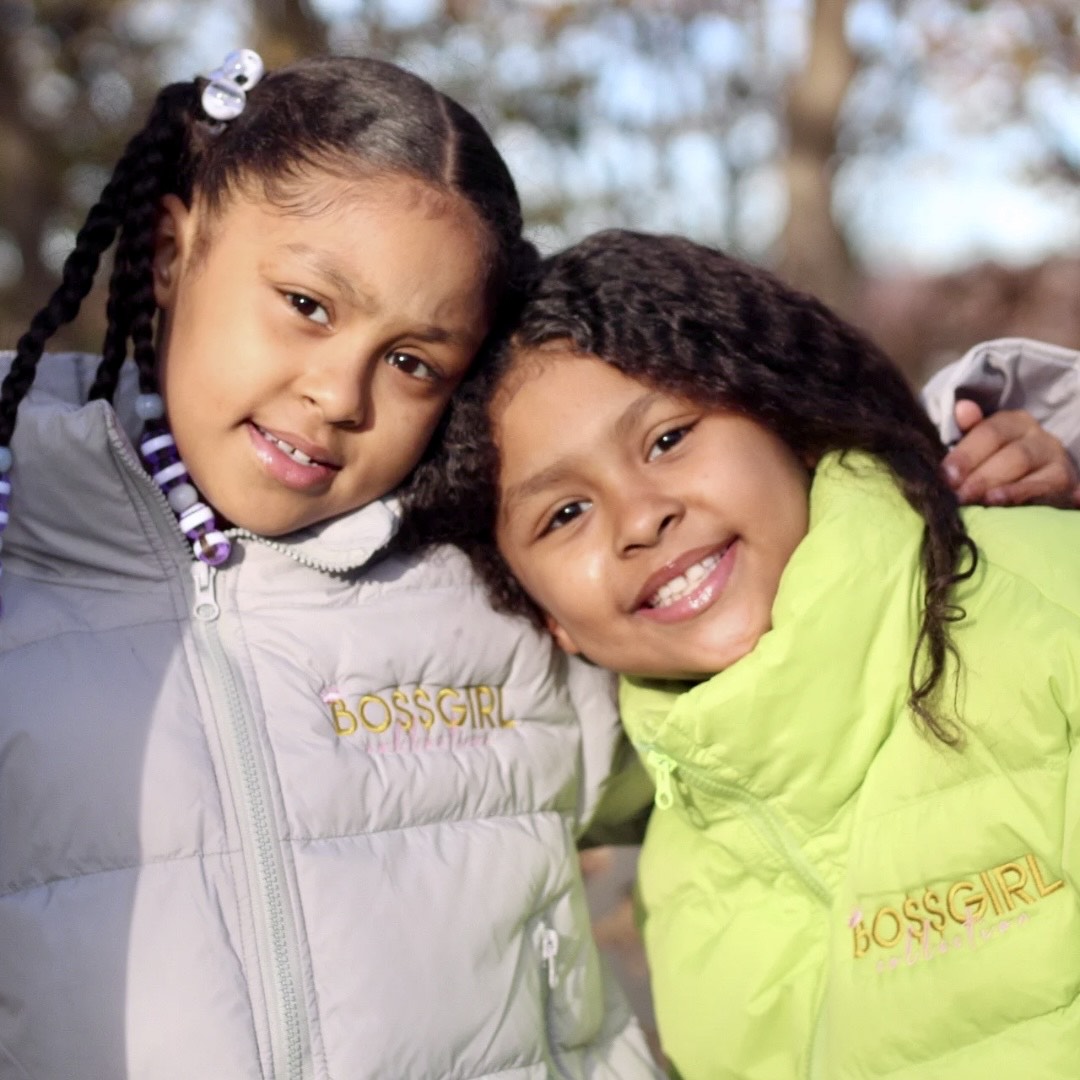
[621,452,1080,1080]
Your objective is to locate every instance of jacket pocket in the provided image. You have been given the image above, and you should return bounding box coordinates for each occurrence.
[534,918,577,1080]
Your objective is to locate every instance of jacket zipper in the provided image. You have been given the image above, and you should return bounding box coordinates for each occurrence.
[192,563,311,1080]
[536,921,576,1080]
[643,747,832,904]
[110,424,313,1076]
[643,747,831,1079]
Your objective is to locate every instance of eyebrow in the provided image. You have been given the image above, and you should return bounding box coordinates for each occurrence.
[282,243,379,314]
[281,243,474,348]
[501,388,665,513]
[410,324,474,349]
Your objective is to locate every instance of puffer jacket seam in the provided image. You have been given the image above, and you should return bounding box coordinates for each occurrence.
[856,758,1067,832]
[0,1033,33,1080]
[454,1010,651,1080]
[978,551,1080,625]
[873,987,1080,1077]
[0,610,184,654]
[0,846,238,900]
[287,806,577,845]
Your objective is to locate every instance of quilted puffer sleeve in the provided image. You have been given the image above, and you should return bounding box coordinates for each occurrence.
[920,336,1080,468]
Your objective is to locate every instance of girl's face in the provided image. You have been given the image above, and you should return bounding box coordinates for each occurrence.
[494,348,812,679]
[153,172,491,536]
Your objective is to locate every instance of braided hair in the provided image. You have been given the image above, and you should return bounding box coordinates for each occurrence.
[0,55,534,450]
[401,229,978,745]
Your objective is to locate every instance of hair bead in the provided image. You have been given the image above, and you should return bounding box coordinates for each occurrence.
[134,393,165,421]
[139,419,231,567]
[167,482,199,512]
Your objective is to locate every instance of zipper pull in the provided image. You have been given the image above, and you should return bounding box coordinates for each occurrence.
[192,560,220,621]
[648,751,677,810]
[540,925,560,990]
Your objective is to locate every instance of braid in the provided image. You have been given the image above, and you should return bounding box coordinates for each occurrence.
[87,83,197,403]
[0,195,121,445]
[0,82,196,437]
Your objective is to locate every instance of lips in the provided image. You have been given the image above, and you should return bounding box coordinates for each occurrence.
[252,424,340,468]
[633,541,738,624]
[247,422,341,491]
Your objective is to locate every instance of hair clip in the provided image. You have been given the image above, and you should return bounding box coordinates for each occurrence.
[201,48,265,122]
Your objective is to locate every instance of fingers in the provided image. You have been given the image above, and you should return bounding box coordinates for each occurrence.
[942,409,1033,496]
[981,462,1079,508]
[942,409,1079,506]
[952,398,984,435]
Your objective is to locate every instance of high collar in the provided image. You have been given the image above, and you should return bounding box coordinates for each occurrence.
[620,452,927,835]
[4,356,400,583]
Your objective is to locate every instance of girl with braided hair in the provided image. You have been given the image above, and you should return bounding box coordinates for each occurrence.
[0,56,663,1079]
[406,229,1080,1079]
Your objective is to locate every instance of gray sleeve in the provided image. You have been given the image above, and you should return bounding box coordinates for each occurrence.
[919,336,1080,470]
[566,654,654,845]
[0,351,101,406]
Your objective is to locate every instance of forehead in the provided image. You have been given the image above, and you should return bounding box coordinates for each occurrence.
[494,349,668,474]
[494,342,595,418]
[195,169,492,264]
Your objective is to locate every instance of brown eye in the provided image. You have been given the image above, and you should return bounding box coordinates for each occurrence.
[385,351,440,382]
[286,292,330,326]
[544,500,590,535]
[648,426,690,462]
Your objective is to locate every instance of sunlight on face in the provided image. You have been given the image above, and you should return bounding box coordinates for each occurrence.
[154,172,491,536]
[494,349,811,678]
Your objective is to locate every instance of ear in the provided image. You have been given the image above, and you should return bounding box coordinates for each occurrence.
[152,194,193,308]
[544,612,582,656]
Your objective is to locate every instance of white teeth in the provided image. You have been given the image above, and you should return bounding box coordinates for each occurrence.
[260,427,317,466]
[648,552,722,609]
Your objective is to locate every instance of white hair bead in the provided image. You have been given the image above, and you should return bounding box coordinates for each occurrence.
[179,503,214,533]
[141,432,176,457]
[167,482,200,513]
[134,393,165,421]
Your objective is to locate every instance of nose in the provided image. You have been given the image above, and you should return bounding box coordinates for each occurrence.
[613,481,682,556]
[299,349,375,429]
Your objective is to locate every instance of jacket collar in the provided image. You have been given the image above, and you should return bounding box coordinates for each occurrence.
[5,356,400,581]
[620,452,927,835]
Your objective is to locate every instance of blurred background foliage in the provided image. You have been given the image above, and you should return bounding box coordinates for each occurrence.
[2,0,1080,382]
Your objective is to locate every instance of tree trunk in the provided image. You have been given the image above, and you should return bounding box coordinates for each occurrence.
[777,0,859,315]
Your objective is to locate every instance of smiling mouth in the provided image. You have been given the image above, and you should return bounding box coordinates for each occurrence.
[644,546,731,609]
[254,425,335,469]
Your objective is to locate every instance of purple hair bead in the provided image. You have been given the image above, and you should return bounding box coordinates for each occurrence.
[139,419,231,567]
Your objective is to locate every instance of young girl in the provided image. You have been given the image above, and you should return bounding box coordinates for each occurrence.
[0,56,664,1079]
[412,229,1080,1079]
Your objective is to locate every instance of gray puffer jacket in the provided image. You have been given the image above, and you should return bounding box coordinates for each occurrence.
[921,336,1080,467]
[0,356,660,1080]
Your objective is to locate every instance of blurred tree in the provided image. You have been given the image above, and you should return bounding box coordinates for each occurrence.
[2,0,1079,371]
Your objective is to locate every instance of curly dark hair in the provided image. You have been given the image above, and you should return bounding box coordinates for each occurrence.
[0,54,535,449]
[400,228,977,745]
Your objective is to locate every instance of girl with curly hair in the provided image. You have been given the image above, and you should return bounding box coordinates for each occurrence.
[406,228,1080,1080]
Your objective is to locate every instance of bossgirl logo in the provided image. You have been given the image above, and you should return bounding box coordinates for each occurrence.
[849,854,1065,974]
[321,684,514,753]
